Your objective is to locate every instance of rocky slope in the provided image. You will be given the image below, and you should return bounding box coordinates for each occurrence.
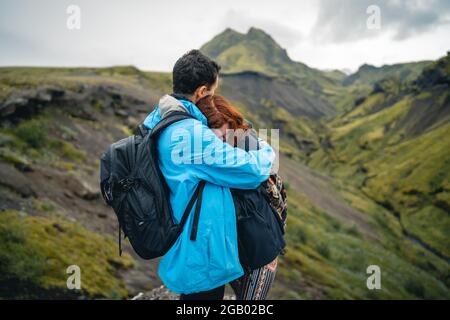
[0,71,164,298]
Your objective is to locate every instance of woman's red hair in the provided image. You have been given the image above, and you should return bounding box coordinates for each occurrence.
[196,95,250,131]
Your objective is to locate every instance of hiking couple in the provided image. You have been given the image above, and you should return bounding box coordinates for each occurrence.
[142,50,287,300]
[101,49,287,300]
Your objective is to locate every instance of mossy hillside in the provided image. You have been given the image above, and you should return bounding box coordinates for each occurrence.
[201,27,291,77]
[0,67,77,101]
[0,67,120,101]
[200,28,245,59]
[308,57,450,261]
[309,126,449,260]
[310,57,449,181]
[415,52,450,88]
[0,210,134,299]
[275,187,449,299]
[142,71,172,93]
[341,92,387,120]
[342,61,431,88]
[337,184,449,284]
[327,95,413,165]
[0,113,88,171]
[0,66,170,102]
[313,98,449,240]
[362,123,450,258]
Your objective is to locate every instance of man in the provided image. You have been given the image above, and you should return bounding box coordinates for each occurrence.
[143,50,275,299]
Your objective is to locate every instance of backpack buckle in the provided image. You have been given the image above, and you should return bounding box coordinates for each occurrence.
[118,177,136,192]
[102,180,114,204]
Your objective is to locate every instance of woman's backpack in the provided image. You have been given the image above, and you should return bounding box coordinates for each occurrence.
[231,180,286,271]
[99,111,205,260]
[230,128,288,271]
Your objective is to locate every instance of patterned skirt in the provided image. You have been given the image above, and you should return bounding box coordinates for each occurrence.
[230,258,278,300]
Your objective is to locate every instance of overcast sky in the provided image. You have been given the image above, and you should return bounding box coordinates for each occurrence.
[1,0,450,72]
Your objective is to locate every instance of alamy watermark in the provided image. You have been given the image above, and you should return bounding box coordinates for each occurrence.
[66,265,81,290]
[66,5,81,30]
[367,5,381,30]
[366,265,381,290]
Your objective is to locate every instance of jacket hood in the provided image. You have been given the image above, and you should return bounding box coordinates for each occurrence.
[158,94,189,118]
[143,94,208,130]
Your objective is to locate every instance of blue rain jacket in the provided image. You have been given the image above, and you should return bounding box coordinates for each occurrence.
[143,95,275,294]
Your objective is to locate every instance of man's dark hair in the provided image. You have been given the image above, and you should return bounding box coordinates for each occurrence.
[172,50,221,95]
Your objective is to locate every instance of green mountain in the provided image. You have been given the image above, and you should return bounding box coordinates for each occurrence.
[201,27,296,76]
[201,27,349,112]
[342,61,431,92]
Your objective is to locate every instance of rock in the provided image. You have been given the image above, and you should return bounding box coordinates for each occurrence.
[75,180,101,200]
[52,223,66,233]
[132,286,179,300]
[0,83,149,125]
[114,109,128,118]
[67,103,98,121]
[36,92,52,102]
[130,292,144,300]
[64,190,74,199]
[107,258,126,270]
[131,285,236,300]
[126,116,140,129]
[0,86,65,122]
[0,97,27,117]
[112,93,122,101]
[14,162,33,172]
[47,88,65,98]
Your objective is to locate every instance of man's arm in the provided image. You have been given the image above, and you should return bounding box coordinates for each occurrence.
[169,121,275,189]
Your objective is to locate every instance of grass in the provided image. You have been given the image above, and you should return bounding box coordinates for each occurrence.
[362,123,450,258]
[33,198,57,212]
[0,209,134,299]
[0,146,30,169]
[275,188,450,299]
[309,77,450,261]
[15,118,49,149]
[0,111,88,170]
[49,139,87,163]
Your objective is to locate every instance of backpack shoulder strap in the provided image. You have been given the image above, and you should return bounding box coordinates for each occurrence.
[146,110,206,240]
[178,180,206,240]
[149,111,194,138]
[189,180,206,240]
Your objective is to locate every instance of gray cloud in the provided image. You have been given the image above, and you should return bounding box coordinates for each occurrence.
[0,0,448,71]
[312,0,450,43]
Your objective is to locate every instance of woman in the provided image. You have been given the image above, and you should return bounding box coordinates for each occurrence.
[196,95,287,300]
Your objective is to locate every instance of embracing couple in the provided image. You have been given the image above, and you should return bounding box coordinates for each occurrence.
[143,50,287,300]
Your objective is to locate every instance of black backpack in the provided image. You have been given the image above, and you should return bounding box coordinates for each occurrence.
[99,111,206,259]
[231,183,286,272]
